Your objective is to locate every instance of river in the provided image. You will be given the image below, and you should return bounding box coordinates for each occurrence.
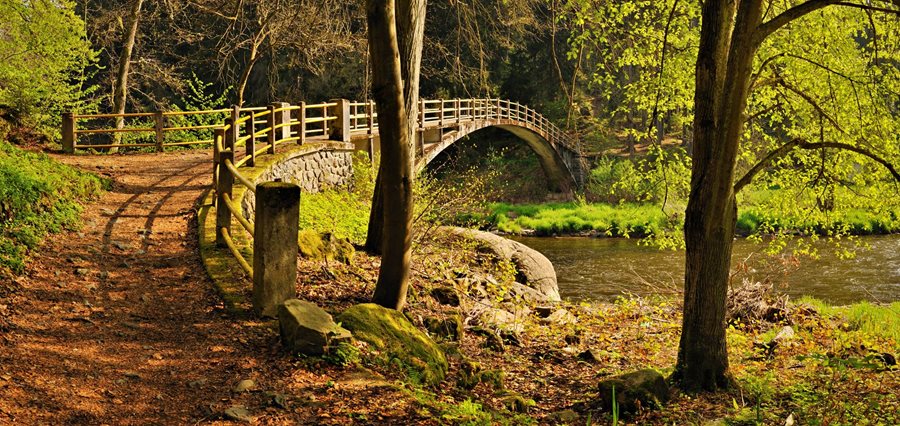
[512,234,900,305]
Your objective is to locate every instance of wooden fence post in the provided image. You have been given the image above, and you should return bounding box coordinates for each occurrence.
[213,128,222,206]
[246,111,256,167]
[273,102,291,145]
[295,101,306,145]
[154,112,165,152]
[252,181,300,317]
[216,149,234,247]
[62,112,76,153]
[266,104,276,154]
[329,99,351,142]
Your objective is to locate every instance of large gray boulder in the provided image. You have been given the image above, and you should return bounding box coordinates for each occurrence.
[442,227,560,302]
[279,299,352,355]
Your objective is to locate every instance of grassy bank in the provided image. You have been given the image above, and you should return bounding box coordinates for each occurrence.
[0,142,106,274]
[475,200,900,239]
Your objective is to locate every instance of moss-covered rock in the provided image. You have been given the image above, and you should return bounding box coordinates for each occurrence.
[596,369,669,414]
[424,314,463,342]
[322,232,354,265]
[336,303,448,386]
[297,229,325,259]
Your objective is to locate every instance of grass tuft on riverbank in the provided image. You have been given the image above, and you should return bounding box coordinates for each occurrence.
[0,141,106,275]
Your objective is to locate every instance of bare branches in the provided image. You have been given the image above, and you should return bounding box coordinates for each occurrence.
[734,138,900,193]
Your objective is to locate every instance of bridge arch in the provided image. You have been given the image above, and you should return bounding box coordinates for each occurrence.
[417,123,578,194]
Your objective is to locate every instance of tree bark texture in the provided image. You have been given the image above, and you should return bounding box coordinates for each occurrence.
[364,0,427,256]
[367,0,415,310]
[111,0,144,152]
[674,0,764,391]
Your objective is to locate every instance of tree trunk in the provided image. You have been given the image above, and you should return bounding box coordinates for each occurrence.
[674,0,763,392]
[367,0,415,310]
[111,0,144,153]
[364,0,427,256]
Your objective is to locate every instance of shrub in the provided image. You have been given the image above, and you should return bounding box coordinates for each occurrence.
[0,141,105,274]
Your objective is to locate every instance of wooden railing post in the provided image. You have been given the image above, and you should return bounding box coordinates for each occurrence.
[224,117,235,152]
[230,105,240,148]
[213,128,222,204]
[273,101,291,143]
[246,111,256,167]
[266,104,276,154]
[216,149,234,247]
[62,112,76,153]
[455,99,461,124]
[495,99,501,120]
[252,181,300,318]
[439,101,445,127]
[329,99,351,142]
[295,101,306,145]
[154,111,165,152]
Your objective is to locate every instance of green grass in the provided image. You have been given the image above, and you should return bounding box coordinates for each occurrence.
[483,202,672,237]
[798,297,900,343]
[0,141,106,274]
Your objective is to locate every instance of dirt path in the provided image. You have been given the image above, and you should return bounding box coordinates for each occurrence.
[0,151,277,424]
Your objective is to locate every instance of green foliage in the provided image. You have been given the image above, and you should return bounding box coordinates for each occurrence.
[299,153,374,244]
[0,141,105,274]
[798,297,900,343]
[587,146,691,207]
[0,0,97,131]
[484,202,671,238]
[322,341,361,367]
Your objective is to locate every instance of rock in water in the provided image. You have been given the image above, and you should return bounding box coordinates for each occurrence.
[337,303,448,385]
[596,369,669,414]
[278,299,351,356]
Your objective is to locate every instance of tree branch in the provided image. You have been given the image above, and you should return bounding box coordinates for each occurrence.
[755,0,842,45]
[734,138,900,193]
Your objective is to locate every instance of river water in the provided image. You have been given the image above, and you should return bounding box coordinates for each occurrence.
[512,234,900,305]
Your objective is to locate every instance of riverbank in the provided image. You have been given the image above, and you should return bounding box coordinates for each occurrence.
[476,201,900,238]
[282,234,899,425]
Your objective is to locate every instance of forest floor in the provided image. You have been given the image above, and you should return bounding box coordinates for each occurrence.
[0,149,896,425]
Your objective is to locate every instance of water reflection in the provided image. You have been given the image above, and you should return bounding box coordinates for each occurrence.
[511,234,900,305]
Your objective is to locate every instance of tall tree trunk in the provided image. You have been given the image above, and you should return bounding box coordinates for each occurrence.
[674,0,764,391]
[111,0,144,153]
[367,0,415,310]
[364,0,427,256]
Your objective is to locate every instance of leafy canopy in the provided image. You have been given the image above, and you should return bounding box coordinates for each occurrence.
[0,0,97,129]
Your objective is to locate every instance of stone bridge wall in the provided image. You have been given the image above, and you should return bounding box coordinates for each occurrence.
[240,146,355,219]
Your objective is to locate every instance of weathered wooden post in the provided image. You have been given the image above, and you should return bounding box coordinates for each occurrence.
[455,99,461,124]
[272,102,291,150]
[266,104,276,153]
[154,111,165,152]
[215,145,234,247]
[329,99,351,142]
[230,105,240,148]
[439,100,445,127]
[252,181,300,317]
[295,101,306,145]
[246,110,256,167]
[62,112,76,153]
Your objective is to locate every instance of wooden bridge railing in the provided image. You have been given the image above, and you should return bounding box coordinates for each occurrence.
[62,98,579,154]
[63,98,579,314]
